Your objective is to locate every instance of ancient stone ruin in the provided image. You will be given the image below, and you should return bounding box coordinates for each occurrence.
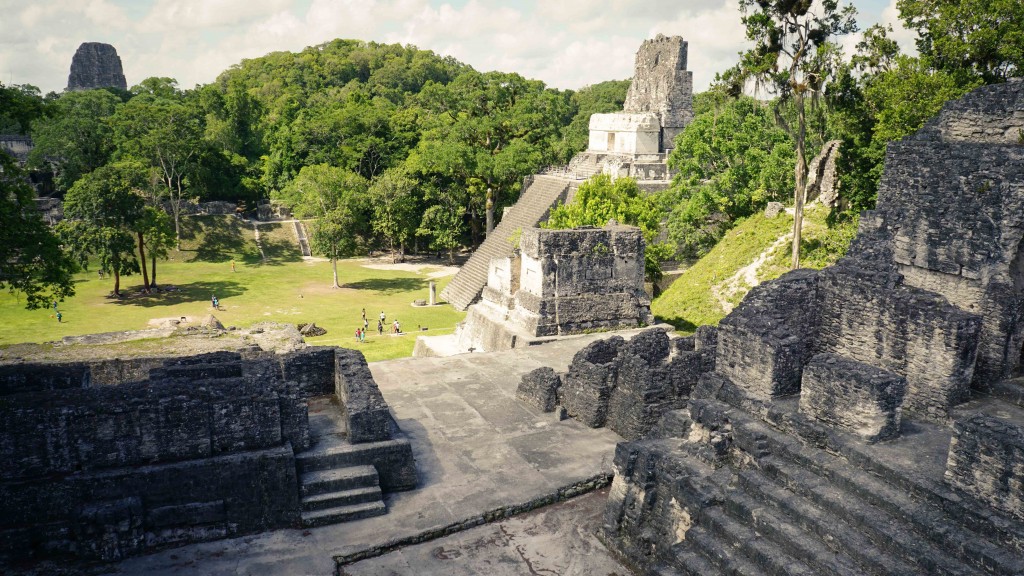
[599,80,1024,575]
[417,224,654,356]
[0,347,416,566]
[518,326,716,440]
[441,35,693,311]
[67,42,127,92]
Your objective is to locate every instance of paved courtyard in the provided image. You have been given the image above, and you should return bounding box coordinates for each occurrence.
[107,331,647,575]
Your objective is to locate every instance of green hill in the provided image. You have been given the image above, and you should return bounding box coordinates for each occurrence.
[652,206,855,332]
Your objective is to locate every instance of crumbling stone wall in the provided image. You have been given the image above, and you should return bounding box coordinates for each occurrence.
[521,328,714,439]
[0,345,412,566]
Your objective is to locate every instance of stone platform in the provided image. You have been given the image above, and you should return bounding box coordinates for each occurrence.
[104,330,654,576]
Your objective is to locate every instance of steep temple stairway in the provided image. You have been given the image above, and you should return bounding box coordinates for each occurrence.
[608,389,1024,576]
[441,175,573,311]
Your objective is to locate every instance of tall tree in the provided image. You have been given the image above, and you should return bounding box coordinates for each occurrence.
[898,0,1023,84]
[28,89,122,192]
[369,167,419,263]
[112,88,203,250]
[0,153,77,308]
[282,164,367,288]
[59,163,145,296]
[735,0,857,269]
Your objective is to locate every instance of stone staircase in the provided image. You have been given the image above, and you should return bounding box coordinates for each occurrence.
[441,175,572,311]
[298,460,385,527]
[294,221,312,257]
[612,397,1024,576]
[294,400,399,528]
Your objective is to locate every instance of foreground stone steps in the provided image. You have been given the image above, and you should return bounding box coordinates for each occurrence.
[300,465,379,497]
[681,399,1023,575]
[441,175,571,310]
[753,422,1019,575]
[302,486,382,512]
[300,500,386,528]
[296,438,412,474]
[297,454,388,528]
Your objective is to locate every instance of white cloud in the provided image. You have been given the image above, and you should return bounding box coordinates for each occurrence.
[879,0,917,55]
[140,0,294,32]
[1,0,760,95]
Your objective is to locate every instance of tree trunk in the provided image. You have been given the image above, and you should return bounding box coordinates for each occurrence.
[791,90,808,270]
[137,231,150,291]
[331,257,340,289]
[151,254,157,288]
[485,188,494,237]
[113,269,121,297]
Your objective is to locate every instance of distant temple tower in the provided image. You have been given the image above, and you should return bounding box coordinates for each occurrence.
[66,42,128,92]
[589,34,694,154]
[623,35,694,150]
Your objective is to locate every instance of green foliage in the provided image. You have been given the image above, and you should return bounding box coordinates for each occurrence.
[369,167,418,261]
[827,25,981,213]
[559,80,631,157]
[544,174,667,282]
[283,164,369,259]
[29,89,122,192]
[0,83,48,134]
[58,163,146,295]
[0,154,76,308]
[653,213,794,331]
[664,95,795,258]
[898,0,1024,84]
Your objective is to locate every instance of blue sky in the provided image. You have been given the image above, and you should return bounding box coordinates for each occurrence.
[1,0,912,95]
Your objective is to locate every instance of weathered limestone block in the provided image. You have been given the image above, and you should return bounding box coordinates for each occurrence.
[516,367,561,412]
[75,497,144,562]
[280,347,336,397]
[945,414,1024,522]
[0,362,90,394]
[335,348,393,443]
[624,327,670,365]
[623,34,694,147]
[561,337,625,427]
[817,263,982,420]
[606,351,674,440]
[799,353,907,442]
[717,269,819,401]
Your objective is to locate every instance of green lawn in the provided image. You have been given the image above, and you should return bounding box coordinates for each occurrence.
[0,215,465,362]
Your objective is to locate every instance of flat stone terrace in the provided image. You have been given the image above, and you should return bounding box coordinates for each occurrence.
[105,330,645,576]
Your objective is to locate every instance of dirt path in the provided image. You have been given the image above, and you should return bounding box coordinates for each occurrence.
[711,232,792,314]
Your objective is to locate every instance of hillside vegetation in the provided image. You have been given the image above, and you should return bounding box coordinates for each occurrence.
[653,206,854,331]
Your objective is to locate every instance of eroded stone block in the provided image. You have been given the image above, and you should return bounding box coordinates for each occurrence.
[799,353,907,442]
[516,367,562,412]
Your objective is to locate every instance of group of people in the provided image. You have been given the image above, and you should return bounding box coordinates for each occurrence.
[355,308,403,342]
[211,295,221,310]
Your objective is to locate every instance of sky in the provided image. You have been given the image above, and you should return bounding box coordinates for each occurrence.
[0,0,915,96]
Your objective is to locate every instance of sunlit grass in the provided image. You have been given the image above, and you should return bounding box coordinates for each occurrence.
[0,215,464,362]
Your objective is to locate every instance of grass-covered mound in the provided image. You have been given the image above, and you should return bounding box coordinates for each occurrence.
[0,215,464,362]
[652,206,855,332]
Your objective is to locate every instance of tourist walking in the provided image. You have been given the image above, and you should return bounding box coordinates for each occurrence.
[380,310,386,323]
[377,319,383,336]
[359,328,366,343]
[56,311,62,323]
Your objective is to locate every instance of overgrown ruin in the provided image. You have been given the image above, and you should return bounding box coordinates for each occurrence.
[441,35,693,311]
[599,79,1024,575]
[418,224,655,356]
[0,347,416,565]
